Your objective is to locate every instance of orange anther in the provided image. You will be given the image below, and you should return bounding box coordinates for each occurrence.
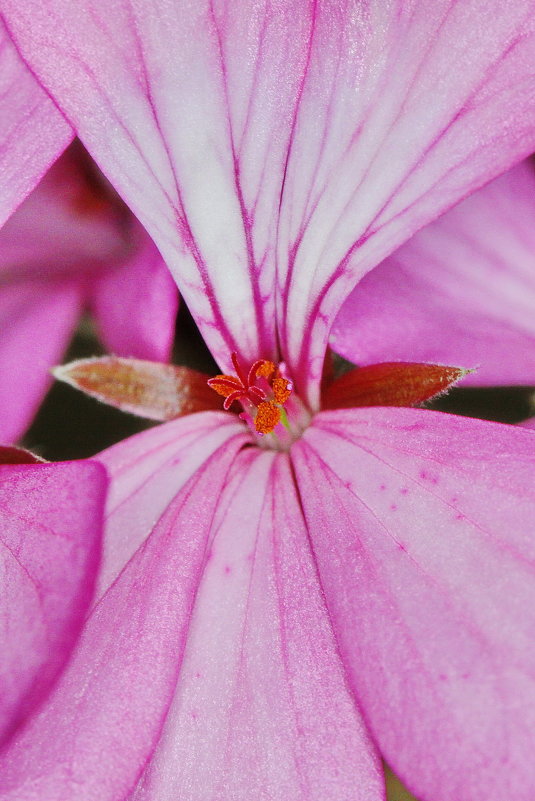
[255,360,275,380]
[254,401,281,434]
[272,377,291,404]
[207,375,241,398]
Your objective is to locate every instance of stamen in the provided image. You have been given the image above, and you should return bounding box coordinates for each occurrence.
[254,360,275,380]
[248,386,266,403]
[207,375,242,397]
[231,352,248,386]
[223,390,245,410]
[255,401,281,434]
[207,354,293,436]
[272,376,291,404]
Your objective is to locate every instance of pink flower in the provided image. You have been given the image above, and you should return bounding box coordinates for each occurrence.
[0,137,178,443]
[2,2,535,800]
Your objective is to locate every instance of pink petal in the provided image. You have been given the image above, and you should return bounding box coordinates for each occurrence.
[96,412,249,594]
[331,159,535,385]
[90,224,178,362]
[0,142,177,436]
[4,3,535,399]
[0,458,106,744]
[0,18,71,227]
[277,6,535,401]
[130,447,381,801]
[0,1,312,370]
[0,144,132,284]
[0,281,83,443]
[292,407,535,801]
[0,415,247,801]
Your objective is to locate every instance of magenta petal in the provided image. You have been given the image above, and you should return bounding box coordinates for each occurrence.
[130,449,382,801]
[0,415,248,801]
[0,459,106,744]
[0,19,71,226]
[0,281,83,442]
[90,224,178,362]
[331,160,535,385]
[292,407,535,801]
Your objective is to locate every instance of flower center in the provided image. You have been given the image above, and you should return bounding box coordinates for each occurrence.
[207,353,294,436]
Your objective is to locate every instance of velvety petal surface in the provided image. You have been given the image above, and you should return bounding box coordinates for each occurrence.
[0,415,247,801]
[292,408,535,801]
[0,19,72,227]
[331,160,535,385]
[3,2,535,403]
[90,225,178,362]
[129,447,381,801]
[0,459,106,745]
[0,281,83,443]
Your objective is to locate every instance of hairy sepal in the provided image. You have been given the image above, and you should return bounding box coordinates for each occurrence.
[322,362,471,410]
[53,356,220,420]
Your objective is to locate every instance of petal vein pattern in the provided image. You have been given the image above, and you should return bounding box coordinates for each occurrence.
[96,412,249,596]
[0,18,72,226]
[129,449,381,801]
[0,0,314,370]
[0,460,106,747]
[0,413,383,800]
[292,408,535,801]
[331,159,535,384]
[3,1,535,400]
[277,0,535,396]
[0,417,246,801]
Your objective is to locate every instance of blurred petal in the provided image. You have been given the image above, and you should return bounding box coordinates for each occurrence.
[53,357,218,421]
[0,143,131,284]
[0,416,247,801]
[293,408,535,801]
[90,225,178,361]
[130,449,381,801]
[0,281,83,443]
[331,160,535,385]
[0,459,106,744]
[0,18,71,226]
[3,2,535,401]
